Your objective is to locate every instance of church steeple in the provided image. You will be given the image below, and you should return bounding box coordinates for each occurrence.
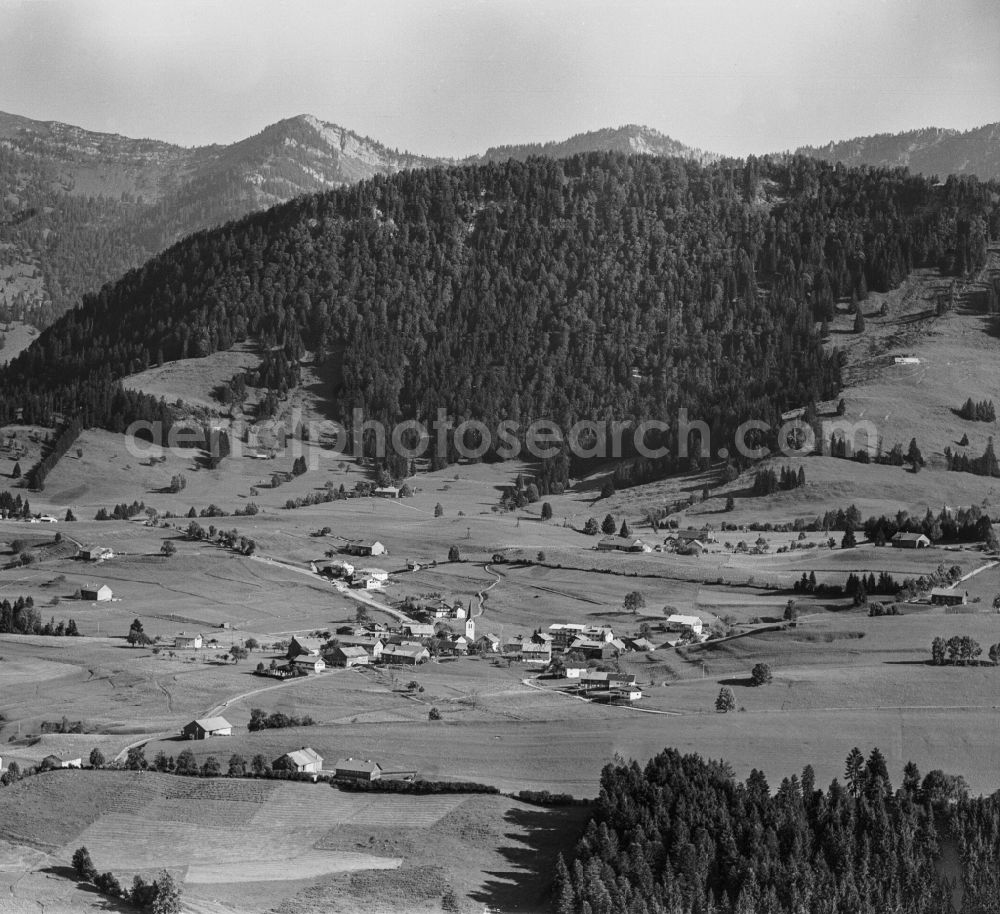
[465,602,475,640]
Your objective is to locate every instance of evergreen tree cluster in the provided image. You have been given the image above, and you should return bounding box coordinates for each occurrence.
[25,418,82,491]
[863,504,992,545]
[752,465,805,496]
[553,747,1000,914]
[95,500,145,521]
[945,437,1000,477]
[2,155,996,466]
[958,398,996,422]
[0,489,32,519]
[0,595,79,635]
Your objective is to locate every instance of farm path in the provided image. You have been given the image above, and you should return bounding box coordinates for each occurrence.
[952,560,998,586]
[471,562,502,619]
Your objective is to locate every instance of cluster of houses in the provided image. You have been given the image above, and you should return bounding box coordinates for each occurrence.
[596,528,718,557]
[314,541,390,590]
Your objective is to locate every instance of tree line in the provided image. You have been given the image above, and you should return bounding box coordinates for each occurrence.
[2,154,996,476]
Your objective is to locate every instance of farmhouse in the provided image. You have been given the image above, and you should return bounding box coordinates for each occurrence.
[930,588,967,606]
[334,758,382,781]
[610,685,644,702]
[892,532,931,549]
[597,535,652,553]
[78,545,113,561]
[373,486,400,498]
[626,637,655,652]
[182,716,233,739]
[568,638,621,660]
[580,671,636,691]
[474,633,501,653]
[80,584,112,602]
[669,528,717,544]
[288,636,324,659]
[174,632,203,649]
[41,754,82,769]
[665,614,704,636]
[291,655,327,673]
[317,559,354,578]
[328,645,370,667]
[275,747,323,774]
[335,635,385,659]
[344,540,386,557]
[521,641,553,663]
[380,643,429,664]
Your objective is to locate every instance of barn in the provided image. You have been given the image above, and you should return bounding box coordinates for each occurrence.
[274,747,323,773]
[328,645,370,667]
[181,716,233,739]
[80,584,113,602]
[892,532,931,549]
[930,588,967,606]
[334,758,383,781]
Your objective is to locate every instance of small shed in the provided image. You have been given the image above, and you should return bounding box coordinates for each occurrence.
[81,584,112,602]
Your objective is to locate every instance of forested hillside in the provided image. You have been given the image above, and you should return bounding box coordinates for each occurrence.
[0,111,446,326]
[799,122,1000,183]
[1,154,995,475]
[554,748,999,914]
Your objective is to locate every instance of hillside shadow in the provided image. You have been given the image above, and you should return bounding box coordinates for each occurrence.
[718,676,756,687]
[469,805,591,913]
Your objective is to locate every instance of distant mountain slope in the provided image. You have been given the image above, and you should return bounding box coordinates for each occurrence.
[478,124,716,164]
[797,123,1000,181]
[0,112,449,326]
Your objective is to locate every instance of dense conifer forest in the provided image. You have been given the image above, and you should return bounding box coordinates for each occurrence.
[1,154,995,469]
[553,748,1000,914]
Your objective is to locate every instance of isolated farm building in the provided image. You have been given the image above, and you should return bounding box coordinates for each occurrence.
[892,532,931,549]
[328,645,370,667]
[182,716,233,739]
[380,643,429,664]
[403,622,435,639]
[80,584,112,602]
[344,540,386,557]
[521,641,553,663]
[930,588,967,606]
[665,614,704,636]
[334,758,382,781]
[291,655,327,673]
[597,535,652,553]
[41,754,82,769]
[288,636,324,659]
[275,747,323,773]
[78,545,113,561]
[174,632,203,649]
[373,486,401,498]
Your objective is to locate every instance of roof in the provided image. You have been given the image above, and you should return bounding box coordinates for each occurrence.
[672,529,709,541]
[291,636,323,653]
[332,645,369,658]
[629,637,656,650]
[281,747,323,767]
[404,623,435,636]
[347,539,383,548]
[292,655,324,665]
[381,643,427,658]
[191,716,231,731]
[598,535,645,548]
[335,757,382,774]
[930,587,961,597]
[549,623,586,632]
[892,532,929,541]
[666,614,703,626]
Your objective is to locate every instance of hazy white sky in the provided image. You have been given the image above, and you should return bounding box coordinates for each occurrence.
[2,0,998,157]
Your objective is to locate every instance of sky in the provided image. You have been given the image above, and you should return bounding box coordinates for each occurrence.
[1,0,999,158]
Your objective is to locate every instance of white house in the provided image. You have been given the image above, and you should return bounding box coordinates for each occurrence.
[174,632,203,649]
[291,656,327,674]
[42,754,82,769]
[344,540,386,557]
[358,567,389,584]
[665,614,703,636]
